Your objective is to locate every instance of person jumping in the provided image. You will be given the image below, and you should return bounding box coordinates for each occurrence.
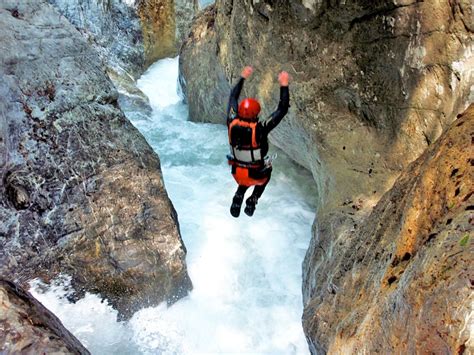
[226,66,290,217]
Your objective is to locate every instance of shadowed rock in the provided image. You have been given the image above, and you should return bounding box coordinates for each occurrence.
[0,0,192,319]
[0,279,90,354]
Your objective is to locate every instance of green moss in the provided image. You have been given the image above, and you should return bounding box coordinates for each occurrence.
[460,234,470,247]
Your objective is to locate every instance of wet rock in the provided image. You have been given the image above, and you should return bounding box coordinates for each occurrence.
[0,279,89,354]
[0,0,192,319]
[302,104,474,353]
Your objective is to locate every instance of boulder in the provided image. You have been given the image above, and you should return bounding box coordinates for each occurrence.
[0,0,192,319]
[0,279,89,354]
[303,104,473,353]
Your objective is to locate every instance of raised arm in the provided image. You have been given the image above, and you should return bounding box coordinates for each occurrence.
[262,71,290,132]
[227,66,253,125]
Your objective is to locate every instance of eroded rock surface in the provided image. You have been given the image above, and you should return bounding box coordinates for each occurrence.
[48,0,145,79]
[0,279,89,354]
[303,104,473,353]
[0,0,191,319]
[180,1,473,352]
[49,0,198,75]
[180,0,473,213]
[48,0,198,123]
[176,0,200,53]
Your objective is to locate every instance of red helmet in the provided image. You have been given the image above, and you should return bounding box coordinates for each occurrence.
[238,98,261,120]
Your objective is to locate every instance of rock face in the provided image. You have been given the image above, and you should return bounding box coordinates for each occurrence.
[303,105,473,353]
[180,0,473,212]
[0,0,191,319]
[180,0,473,352]
[0,279,90,354]
[49,0,198,77]
[48,0,198,126]
[137,0,199,66]
[179,5,231,115]
[47,0,145,79]
[176,0,200,48]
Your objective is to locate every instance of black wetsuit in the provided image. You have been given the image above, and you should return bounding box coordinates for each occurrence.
[227,77,290,216]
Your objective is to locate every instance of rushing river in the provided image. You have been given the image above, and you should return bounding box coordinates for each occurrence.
[31,57,317,354]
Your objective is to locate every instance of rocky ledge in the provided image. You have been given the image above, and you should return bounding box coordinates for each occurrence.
[0,0,191,319]
[0,279,90,354]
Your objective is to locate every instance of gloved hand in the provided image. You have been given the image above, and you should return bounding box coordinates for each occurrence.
[278,71,289,86]
[241,66,253,79]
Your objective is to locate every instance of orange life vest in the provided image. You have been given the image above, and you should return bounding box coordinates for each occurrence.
[228,118,270,186]
[228,118,263,164]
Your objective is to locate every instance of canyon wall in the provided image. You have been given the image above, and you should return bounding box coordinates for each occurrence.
[0,0,192,319]
[303,104,473,353]
[48,0,198,117]
[181,0,472,212]
[48,0,198,77]
[179,0,473,352]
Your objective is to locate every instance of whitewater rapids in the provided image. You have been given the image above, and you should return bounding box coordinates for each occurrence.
[31,57,316,354]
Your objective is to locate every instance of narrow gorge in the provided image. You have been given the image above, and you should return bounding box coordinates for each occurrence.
[1,0,473,354]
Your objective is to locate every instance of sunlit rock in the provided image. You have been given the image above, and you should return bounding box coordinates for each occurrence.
[303,104,473,353]
[180,0,473,212]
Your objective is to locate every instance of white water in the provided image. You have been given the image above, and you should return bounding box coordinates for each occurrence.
[31,57,316,354]
[199,0,215,8]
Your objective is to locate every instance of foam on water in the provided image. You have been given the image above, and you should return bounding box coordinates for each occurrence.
[31,57,316,354]
[199,0,215,8]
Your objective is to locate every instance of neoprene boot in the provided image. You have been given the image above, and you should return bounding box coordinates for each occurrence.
[244,196,258,217]
[230,194,244,218]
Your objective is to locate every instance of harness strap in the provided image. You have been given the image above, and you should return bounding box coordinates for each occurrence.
[231,147,262,163]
